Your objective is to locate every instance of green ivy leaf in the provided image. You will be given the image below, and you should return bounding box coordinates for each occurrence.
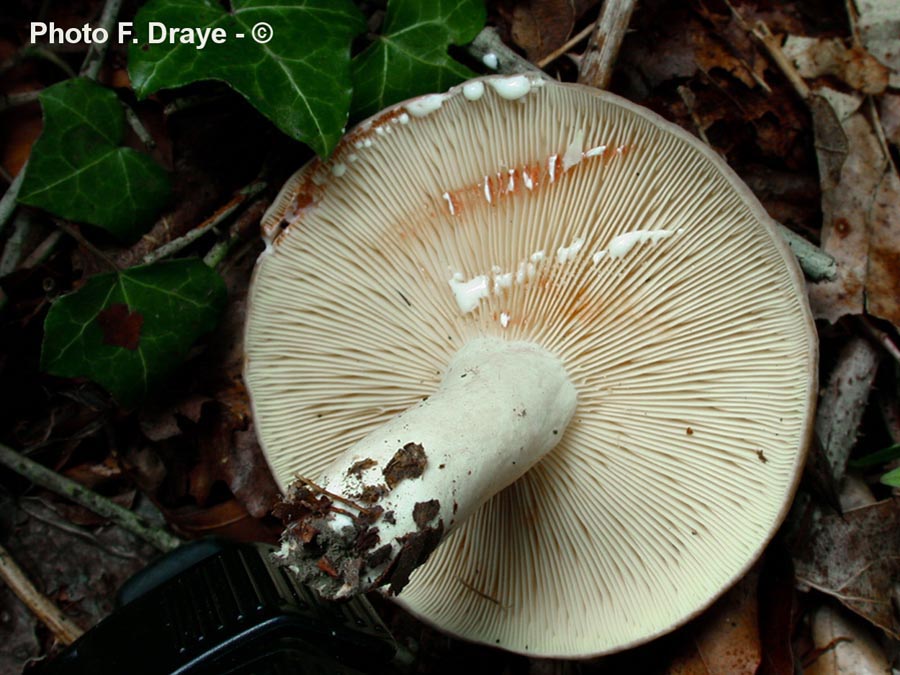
[849,443,900,469]
[881,466,900,488]
[351,0,486,119]
[41,259,226,407]
[18,78,170,241]
[128,0,365,157]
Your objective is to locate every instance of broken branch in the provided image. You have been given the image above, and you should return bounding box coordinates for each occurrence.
[578,0,638,89]
[0,542,84,645]
[0,442,182,553]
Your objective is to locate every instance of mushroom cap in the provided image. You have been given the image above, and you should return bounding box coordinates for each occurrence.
[245,75,817,658]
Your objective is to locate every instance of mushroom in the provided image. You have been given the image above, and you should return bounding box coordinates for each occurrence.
[244,74,817,658]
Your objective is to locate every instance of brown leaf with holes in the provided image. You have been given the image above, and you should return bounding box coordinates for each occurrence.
[666,568,761,675]
[789,498,900,639]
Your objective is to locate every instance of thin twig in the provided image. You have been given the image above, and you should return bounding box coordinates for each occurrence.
[123,103,156,151]
[777,224,837,281]
[203,197,268,268]
[467,27,547,77]
[0,90,42,112]
[536,23,595,69]
[292,475,374,519]
[1,45,76,78]
[860,317,900,365]
[0,161,27,236]
[142,180,266,265]
[0,442,182,552]
[577,0,638,89]
[20,498,144,561]
[163,92,230,116]
[723,0,810,100]
[677,85,711,145]
[55,220,121,272]
[0,542,84,645]
[0,211,32,277]
[80,0,123,79]
[20,229,63,269]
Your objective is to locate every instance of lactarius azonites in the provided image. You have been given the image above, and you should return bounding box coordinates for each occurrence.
[245,75,817,658]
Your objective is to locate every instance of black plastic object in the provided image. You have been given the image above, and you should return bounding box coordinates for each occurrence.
[39,541,397,675]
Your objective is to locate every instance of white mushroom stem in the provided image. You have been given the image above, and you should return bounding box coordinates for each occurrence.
[275,337,576,599]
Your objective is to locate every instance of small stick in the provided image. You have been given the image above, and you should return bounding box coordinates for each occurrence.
[0,442,182,552]
[122,103,156,151]
[458,576,502,606]
[1,45,76,78]
[203,197,268,268]
[577,0,638,89]
[163,93,229,116]
[0,162,27,235]
[292,475,373,519]
[860,317,900,365]
[723,1,810,100]
[467,27,548,78]
[0,542,84,645]
[0,211,31,277]
[55,220,121,272]
[20,229,63,269]
[777,223,837,281]
[536,23,595,69]
[677,85,711,145]
[80,0,123,80]
[142,180,266,266]
[0,90,42,112]
[750,21,810,100]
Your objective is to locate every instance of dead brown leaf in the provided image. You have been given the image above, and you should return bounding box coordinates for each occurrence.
[807,89,900,329]
[815,336,882,488]
[505,0,600,62]
[667,568,761,675]
[805,604,892,675]
[0,585,40,674]
[789,498,900,640]
[757,546,798,675]
[857,0,900,89]
[783,36,889,95]
[162,498,280,543]
[865,168,900,326]
[880,94,900,148]
[191,395,279,519]
[138,393,208,442]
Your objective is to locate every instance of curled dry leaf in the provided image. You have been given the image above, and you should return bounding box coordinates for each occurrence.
[138,394,209,442]
[856,0,900,88]
[506,0,600,62]
[805,604,892,675]
[881,94,900,148]
[806,87,900,330]
[0,585,40,673]
[666,568,761,675]
[783,36,889,95]
[815,336,881,487]
[789,498,900,639]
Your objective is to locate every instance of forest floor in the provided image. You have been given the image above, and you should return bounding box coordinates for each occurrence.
[1,0,899,673]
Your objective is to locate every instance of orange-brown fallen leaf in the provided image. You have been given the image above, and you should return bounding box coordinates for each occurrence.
[667,568,761,675]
